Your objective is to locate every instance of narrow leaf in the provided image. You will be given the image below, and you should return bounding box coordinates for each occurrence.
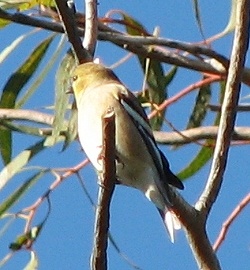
[177,143,213,180]
[187,82,211,129]
[16,34,59,108]
[0,171,46,217]
[192,0,206,40]
[0,36,53,164]
[48,48,76,147]
[0,36,54,108]
[121,13,179,130]
[0,30,35,65]
[177,81,225,180]
[62,102,78,150]
[0,139,46,190]
[0,128,11,165]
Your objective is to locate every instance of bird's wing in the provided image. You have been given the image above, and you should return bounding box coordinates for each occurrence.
[119,88,183,205]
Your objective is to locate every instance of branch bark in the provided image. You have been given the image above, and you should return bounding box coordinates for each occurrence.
[1,8,250,85]
[83,0,98,55]
[1,109,250,144]
[196,0,250,216]
[91,110,116,270]
[54,0,91,63]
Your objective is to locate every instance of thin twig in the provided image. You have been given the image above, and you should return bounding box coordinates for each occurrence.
[148,75,222,119]
[209,104,250,112]
[0,109,54,125]
[91,110,116,270]
[196,0,250,216]
[213,193,250,252]
[154,126,250,145]
[1,8,250,84]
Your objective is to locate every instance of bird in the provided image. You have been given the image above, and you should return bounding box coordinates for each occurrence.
[71,62,184,242]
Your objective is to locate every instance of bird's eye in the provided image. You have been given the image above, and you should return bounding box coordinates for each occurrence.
[72,75,78,81]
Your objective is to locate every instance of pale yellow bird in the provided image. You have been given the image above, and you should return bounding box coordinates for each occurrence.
[71,62,184,242]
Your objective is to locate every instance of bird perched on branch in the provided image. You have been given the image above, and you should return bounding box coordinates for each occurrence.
[71,62,184,242]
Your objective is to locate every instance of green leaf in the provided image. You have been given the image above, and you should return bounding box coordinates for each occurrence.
[177,81,225,179]
[0,128,11,165]
[0,0,55,11]
[9,226,40,251]
[120,13,179,130]
[62,101,78,150]
[177,143,213,180]
[16,34,59,108]
[122,12,150,36]
[0,139,46,190]
[0,36,54,108]
[187,81,211,129]
[47,49,77,147]
[192,0,206,40]
[0,121,42,136]
[0,36,53,164]
[216,0,237,38]
[0,171,46,217]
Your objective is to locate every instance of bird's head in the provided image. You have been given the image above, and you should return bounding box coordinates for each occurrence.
[71,62,120,100]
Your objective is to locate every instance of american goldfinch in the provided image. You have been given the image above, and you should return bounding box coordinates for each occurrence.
[71,62,184,242]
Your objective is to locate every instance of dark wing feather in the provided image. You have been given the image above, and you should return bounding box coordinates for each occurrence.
[120,91,184,203]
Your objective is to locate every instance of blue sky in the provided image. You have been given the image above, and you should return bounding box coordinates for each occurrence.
[1,1,250,269]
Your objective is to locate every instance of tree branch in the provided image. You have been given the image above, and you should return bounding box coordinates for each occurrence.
[170,189,221,270]
[1,109,250,144]
[54,0,91,62]
[0,109,54,125]
[1,8,250,84]
[91,110,116,270]
[154,126,250,145]
[83,0,98,55]
[196,0,250,215]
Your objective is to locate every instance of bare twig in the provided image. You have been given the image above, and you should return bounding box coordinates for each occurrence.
[83,0,98,55]
[22,159,89,233]
[154,126,250,145]
[209,104,250,112]
[148,75,222,119]
[54,0,91,62]
[196,0,250,215]
[2,8,250,84]
[213,193,250,252]
[1,109,250,145]
[91,110,116,270]
[0,109,54,125]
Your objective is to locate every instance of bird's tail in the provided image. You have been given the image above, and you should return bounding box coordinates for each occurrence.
[158,208,181,243]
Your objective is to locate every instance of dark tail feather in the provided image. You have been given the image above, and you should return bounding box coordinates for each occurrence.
[159,151,184,190]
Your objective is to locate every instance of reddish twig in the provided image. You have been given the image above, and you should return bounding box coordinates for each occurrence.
[22,159,89,233]
[213,193,250,252]
[148,75,222,119]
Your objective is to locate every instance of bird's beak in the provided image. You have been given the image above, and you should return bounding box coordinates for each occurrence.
[66,86,73,94]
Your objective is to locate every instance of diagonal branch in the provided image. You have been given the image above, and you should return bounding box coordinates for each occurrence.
[196,0,250,215]
[54,0,91,62]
